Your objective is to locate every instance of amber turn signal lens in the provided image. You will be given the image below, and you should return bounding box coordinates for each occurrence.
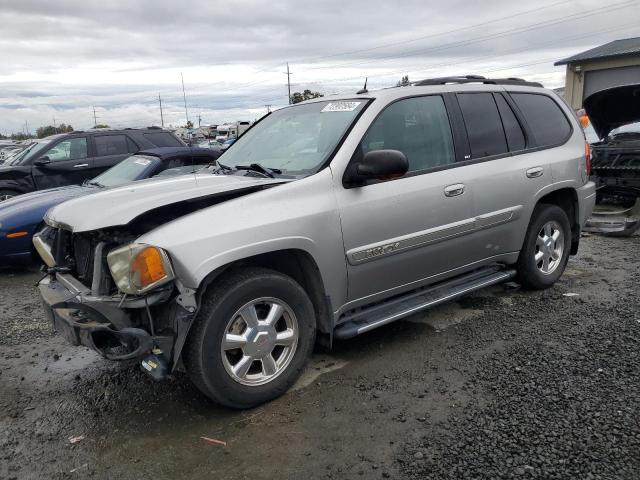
[7,231,29,238]
[131,247,169,288]
[585,142,591,177]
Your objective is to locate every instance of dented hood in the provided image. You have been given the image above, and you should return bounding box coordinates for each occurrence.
[584,84,640,139]
[45,172,286,232]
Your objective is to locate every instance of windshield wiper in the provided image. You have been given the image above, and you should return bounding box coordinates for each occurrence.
[84,180,104,188]
[234,163,282,178]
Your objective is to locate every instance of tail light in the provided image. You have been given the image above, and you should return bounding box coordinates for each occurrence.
[584,142,592,177]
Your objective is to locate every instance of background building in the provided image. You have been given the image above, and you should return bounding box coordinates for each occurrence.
[555,36,640,110]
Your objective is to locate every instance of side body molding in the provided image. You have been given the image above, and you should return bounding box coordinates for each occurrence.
[347,205,523,265]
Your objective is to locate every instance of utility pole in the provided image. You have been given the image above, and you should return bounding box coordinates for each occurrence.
[158,93,164,127]
[53,116,56,131]
[181,72,189,126]
[92,106,97,127]
[24,121,29,137]
[265,104,272,114]
[286,63,292,105]
[197,114,201,128]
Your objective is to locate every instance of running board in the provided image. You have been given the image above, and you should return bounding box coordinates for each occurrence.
[334,267,516,340]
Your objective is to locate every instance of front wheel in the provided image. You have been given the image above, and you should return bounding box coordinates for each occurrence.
[184,267,316,408]
[516,204,572,289]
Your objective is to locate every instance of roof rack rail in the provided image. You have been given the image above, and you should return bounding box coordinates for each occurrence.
[413,75,542,87]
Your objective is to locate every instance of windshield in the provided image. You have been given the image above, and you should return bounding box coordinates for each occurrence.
[6,139,51,166]
[219,99,368,177]
[91,155,157,187]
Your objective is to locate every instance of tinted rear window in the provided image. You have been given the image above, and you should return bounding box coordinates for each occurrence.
[94,135,129,156]
[495,94,526,151]
[457,93,508,159]
[143,132,183,147]
[510,93,571,147]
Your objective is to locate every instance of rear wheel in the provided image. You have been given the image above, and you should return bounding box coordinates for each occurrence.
[184,267,316,408]
[516,204,572,289]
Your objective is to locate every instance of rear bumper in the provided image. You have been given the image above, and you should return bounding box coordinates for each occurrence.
[576,181,597,227]
[38,275,154,360]
[584,198,640,236]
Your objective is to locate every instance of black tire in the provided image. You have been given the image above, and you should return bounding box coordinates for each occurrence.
[516,204,572,290]
[0,189,18,201]
[184,267,316,409]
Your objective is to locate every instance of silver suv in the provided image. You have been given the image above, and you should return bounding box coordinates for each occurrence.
[35,75,596,408]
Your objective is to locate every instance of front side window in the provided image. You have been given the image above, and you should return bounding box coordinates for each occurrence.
[95,135,129,156]
[457,93,508,159]
[220,100,368,177]
[358,95,455,173]
[510,93,571,147]
[44,137,87,162]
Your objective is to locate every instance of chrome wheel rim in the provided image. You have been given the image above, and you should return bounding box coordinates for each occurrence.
[535,220,564,275]
[221,297,299,386]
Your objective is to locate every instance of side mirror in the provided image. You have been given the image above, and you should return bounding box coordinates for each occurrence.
[346,149,408,186]
[33,156,51,166]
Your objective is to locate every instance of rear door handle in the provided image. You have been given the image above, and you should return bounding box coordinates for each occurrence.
[526,167,544,178]
[444,183,465,197]
[73,163,89,168]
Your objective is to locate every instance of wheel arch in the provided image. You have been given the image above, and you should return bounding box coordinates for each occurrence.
[535,187,580,254]
[195,248,334,347]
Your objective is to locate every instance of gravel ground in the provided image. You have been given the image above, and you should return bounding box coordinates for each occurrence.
[0,233,638,480]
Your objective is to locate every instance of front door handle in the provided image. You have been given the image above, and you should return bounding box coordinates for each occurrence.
[444,183,465,197]
[526,167,544,178]
[73,163,89,168]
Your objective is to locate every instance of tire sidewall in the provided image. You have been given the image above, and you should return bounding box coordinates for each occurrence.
[519,205,572,289]
[195,272,315,408]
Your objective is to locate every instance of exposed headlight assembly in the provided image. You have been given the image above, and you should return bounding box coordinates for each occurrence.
[107,243,175,295]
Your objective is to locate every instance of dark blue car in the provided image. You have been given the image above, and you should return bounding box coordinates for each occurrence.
[0,147,220,264]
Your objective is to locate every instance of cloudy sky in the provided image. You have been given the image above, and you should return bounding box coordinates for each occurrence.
[0,0,638,134]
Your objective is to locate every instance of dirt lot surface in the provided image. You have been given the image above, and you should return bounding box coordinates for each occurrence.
[1,233,639,480]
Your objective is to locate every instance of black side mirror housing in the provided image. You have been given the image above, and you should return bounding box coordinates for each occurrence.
[346,149,408,186]
[33,156,51,166]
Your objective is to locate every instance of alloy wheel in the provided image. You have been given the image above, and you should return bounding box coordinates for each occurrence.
[535,220,564,275]
[220,297,299,386]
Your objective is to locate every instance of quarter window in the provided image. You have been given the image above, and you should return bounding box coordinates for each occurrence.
[143,132,183,147]
[510,93,571,147]
[43,137,87,162]
[495,94,526,151]
[457,93,508,158]
[359,95,455,173]
[95,135,129,156]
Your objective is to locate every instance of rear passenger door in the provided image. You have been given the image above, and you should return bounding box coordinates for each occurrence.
[89,134,137,178]
[457,91,569,259]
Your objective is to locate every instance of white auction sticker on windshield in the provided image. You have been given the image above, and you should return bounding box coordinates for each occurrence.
[134,158,151,166]
[321,101,361,113]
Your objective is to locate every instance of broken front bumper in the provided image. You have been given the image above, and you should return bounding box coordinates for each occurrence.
[39,274,155,360]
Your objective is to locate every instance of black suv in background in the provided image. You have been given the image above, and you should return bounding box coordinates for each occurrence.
[0,127,185,200]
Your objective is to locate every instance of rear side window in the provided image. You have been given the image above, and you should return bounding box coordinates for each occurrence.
[495,94,526,151]
[510,93,571,147]
[359,95,455,173]
[457,93,508,159]
[94,135,129,156]
[143,132,183,147]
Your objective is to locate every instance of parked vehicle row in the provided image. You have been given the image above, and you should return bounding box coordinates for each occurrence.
[0,127,184,201]
[32,75,596,408]
[0,147,221,264]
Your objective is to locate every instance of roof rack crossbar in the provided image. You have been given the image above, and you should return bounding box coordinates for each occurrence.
[412,75,542,87]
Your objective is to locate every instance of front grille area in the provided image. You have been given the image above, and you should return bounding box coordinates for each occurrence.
[73,234,95,285]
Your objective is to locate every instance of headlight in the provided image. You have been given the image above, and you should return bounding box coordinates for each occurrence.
[107,243,175,295]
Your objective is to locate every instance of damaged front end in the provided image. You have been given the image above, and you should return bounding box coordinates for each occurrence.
[35,223,198,379]
[585,139,640,236]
